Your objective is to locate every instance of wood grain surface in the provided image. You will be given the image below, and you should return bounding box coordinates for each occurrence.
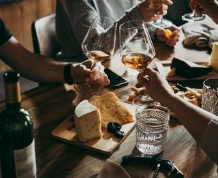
[0,24,217,177]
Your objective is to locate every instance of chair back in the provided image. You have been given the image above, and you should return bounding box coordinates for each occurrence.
[31,13,62,59]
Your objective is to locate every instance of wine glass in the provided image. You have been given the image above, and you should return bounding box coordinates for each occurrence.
[74,16,117,95]
[182,5,206,22]
[119,20,156,106]
[151,12,172,29]
[150,1,172,29]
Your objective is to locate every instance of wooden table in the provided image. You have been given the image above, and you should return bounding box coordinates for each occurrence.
[0,30,217,178]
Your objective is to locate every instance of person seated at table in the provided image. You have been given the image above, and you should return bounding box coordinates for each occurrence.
[55,0,180,62]
[136,68,218,164]
[189,0,218,24]
[0,18,110,86]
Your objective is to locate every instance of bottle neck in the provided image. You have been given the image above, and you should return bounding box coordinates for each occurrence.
[5,81,21,110]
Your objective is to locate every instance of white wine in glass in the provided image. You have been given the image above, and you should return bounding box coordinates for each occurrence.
[119,20,156,105]
[74,16,117,95]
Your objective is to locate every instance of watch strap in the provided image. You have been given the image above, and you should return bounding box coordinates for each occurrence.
[63,63,74,85]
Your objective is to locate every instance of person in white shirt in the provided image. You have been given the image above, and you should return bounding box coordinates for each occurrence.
[55,0,180,62]
[0,19,109,86]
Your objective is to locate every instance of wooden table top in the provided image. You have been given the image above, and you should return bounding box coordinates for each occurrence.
[0,29,217,178]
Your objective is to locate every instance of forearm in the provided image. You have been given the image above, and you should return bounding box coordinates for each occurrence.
[161,93,215,143]
[20,53,67,83]
[0,37,67,83]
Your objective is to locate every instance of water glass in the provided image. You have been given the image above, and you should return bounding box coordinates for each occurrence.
[201,78,218,116]
[135,104,170,155]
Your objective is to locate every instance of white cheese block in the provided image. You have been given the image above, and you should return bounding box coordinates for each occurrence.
[74,100,102,142]
[209,42,218,71]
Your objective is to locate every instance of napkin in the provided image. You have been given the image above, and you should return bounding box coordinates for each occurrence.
[182,16,218,48]
[97,159,131,178]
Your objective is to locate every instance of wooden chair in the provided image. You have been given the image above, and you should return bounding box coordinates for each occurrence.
[31,13,62,59]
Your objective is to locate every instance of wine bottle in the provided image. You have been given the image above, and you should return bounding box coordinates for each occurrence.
[0,71,37,178]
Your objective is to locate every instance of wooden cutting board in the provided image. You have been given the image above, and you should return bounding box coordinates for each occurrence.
[51,103,136,155]
[155,61,218,81]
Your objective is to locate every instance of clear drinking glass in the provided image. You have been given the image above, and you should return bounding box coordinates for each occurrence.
[119,20,155,105]
[135,104,170,155]
[201,78,218,116]
[74,16,117,95]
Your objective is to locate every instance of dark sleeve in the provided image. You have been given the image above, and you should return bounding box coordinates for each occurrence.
[0,19,12,46]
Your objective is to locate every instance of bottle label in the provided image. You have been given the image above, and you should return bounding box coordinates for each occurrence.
[14,140,37,178]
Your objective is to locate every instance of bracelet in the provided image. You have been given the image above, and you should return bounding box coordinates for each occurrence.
[63,63,74,85]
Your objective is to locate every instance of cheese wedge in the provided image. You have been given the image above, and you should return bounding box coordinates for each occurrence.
[74,100,102,142]
[89,92,134,128]
[209,42,218,71]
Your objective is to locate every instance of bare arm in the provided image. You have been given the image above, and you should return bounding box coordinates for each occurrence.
[0,37,66,83]
[136,68,217,142]
[0,37,110,86]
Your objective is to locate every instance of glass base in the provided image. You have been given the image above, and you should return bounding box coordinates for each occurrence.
[182,13,206,22]
[132,95,153,106]
[73,83,100,96]
[132,95,161,106]
[127,68,139,76]
[150,19,173,29]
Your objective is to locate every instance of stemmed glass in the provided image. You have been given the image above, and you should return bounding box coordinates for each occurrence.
[182,10,206,22]
[182,4,206,22]
[119,20,156,106]
[151,13,172,29]
[74,16,117,95]
[150,1,172,29]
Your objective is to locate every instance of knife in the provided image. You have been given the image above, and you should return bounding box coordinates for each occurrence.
[121,155,184,178]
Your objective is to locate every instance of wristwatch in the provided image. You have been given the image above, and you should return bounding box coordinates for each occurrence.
[63,63,74,85]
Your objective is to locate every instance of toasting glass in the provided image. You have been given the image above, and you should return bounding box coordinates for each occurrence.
[182,4,206,22]
[119,20,156,106]
[74,16,117,95]
[182,11,206,22]
[150,1,172,29]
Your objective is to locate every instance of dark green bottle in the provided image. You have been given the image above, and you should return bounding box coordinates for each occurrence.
[0,71,36,178]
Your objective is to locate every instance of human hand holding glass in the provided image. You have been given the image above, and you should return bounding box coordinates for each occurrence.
[182,2,206,22]
[74,16,117,95]
[119,20,155,106]
[150,0,172,29]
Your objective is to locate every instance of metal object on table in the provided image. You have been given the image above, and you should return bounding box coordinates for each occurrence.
[121,155,184,178]
[153,163,161,178]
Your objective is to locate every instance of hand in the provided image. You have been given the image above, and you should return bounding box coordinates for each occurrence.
[138,0,173,22]
[71,60,110,86]
[135,68,173,103]
[189,0,218,24]
[155,25,180,46]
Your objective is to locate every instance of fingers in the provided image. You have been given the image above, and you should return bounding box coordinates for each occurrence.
[153,4,169,16]
[168,25,180,32]
[138,0,172,22]
[152,0,173,6]
[166,31,180,46]
[155,27,180,46]
[89,63,110,86]
[81,60,93,68]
